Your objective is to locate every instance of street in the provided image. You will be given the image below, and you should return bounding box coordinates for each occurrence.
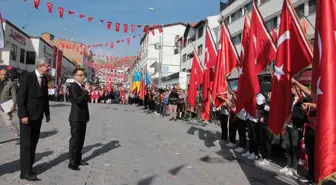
[0,102,301,185]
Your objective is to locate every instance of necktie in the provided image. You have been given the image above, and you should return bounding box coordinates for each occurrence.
[40,76,44,88]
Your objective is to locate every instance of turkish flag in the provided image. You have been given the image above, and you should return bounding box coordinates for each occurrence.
[46,2,53,13]
[107,21,112,30]
[202,26,217,121]
[187,51,204,109]
[79,14,85,19]
[68,10,74,15]
[212,23,239,108]
[124,24,128,32]
[116,23,120,32]
[236,2,276,117]
[58,7,64,18]
[110,42,114,48]
[311,0,336,183]
[127,38,130,45]
[271,28,278,44]
[235,15,251,114]
[34,0,40,9]
[88,17,94,22]
[269,0,312,135]
[131,25,135,32]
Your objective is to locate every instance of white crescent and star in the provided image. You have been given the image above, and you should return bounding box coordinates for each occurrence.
[273,31,290,81]
[274,64,285,81]
[317,31,323,96]
[238,66,243,77]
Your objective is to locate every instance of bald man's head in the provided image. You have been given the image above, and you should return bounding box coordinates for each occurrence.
[0,69,8,81]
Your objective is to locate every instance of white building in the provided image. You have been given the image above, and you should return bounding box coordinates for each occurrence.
[0,19,35,77]
[0,19,78,83]
[139,23,186,85]
[180,15,220,72]
[216,0,316,89]
[219,0,315,53]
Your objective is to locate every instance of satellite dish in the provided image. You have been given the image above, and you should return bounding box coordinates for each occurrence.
[149,7,155,11]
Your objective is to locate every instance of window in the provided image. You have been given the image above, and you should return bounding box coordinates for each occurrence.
[182,54,186,62]
[20,48,25,63]
[224,17,230,24]
[197,44,203,55]
[244,2,252,13]
[187,53,193,60]
[26,51,36,65]
[232,34,241,45]
[266,16,278,30]
[197,26,203,39]
[308,0,316,15]
[231,8,242,22]
[259,0,270,6]
[10,44,17,61]
[295,4,305,18]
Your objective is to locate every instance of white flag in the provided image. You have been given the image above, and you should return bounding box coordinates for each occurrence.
[0,12,4,49]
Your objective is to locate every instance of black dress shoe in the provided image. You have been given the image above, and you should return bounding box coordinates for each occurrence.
[20,174,40,181]
[78,160,89,166]
[68,164,80,171]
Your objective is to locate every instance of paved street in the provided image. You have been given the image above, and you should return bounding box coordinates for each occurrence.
[0,102,304,185]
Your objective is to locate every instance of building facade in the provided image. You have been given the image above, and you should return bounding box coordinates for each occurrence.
[0,20,33,78]
[139,23,186,80]
[0,19,78,83]
[180,15,220,72]
[219,0,315,54]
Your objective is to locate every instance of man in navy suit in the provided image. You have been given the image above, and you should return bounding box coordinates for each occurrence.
[68,68,90,171]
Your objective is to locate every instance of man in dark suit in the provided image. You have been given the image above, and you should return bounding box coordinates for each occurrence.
[17,58,51,181]
[68,68,90,171]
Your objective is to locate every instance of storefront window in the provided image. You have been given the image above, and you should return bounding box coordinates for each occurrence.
[26,51,36,65]
[10,44,17,61]
[20,48,25,63]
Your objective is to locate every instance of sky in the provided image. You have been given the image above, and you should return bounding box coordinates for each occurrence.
[0,0,220,59]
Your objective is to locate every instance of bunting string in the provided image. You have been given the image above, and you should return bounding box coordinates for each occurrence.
[24,0,163,35]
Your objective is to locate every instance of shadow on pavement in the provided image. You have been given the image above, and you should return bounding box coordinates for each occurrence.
[137,175,157,185]
[39,129,59,139]
[0,138,18,145]
[49,104,70,108]
[189,125,298,184]
[0,151,53,177]
[187,126,221,148]
[34,143,103,175]
[83,140,120,162]
[168,164,185,176]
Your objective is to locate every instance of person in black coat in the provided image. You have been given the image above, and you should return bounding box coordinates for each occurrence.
[17,58,51,181]
[68,68,90,171]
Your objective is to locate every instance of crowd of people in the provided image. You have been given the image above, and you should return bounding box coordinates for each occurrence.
[0,61,321,184]
[128,80,317,184]
[48,84,129,104]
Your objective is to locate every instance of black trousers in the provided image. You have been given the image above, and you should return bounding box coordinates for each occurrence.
[284,125,302,170]
[229,117,237,144]
[259,124,272,160]
[219,114,229,141]
[20,116,43,175]
[69,122,87,165]
[247,120,259,154]
[304,126,315,181]
[237,118,247,148]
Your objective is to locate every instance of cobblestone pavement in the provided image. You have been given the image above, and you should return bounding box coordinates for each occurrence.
[0,102,306,185]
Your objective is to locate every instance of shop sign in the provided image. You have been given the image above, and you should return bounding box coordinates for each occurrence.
[9,29,26,45]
